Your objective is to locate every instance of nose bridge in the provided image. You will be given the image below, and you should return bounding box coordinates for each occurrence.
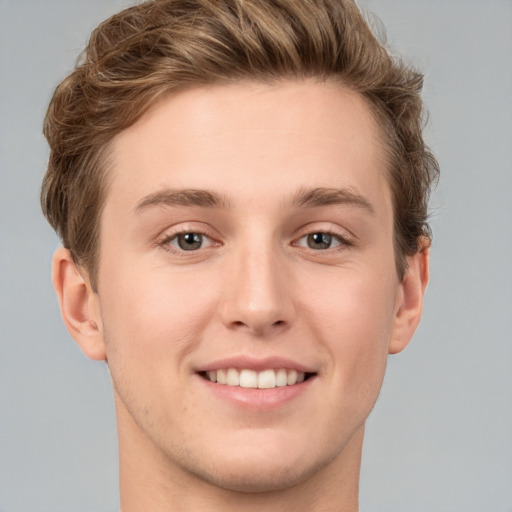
[220,235,293,335]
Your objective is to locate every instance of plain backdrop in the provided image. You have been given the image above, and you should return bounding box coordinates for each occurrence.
[1,1,511,511]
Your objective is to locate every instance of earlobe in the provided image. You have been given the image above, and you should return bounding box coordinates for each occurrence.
[389,244,430,355]
[52,247,106,361]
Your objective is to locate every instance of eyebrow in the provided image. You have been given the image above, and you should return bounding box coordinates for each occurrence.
[133,186,375,215]
[133,188,231,213]
[291,187,375,214]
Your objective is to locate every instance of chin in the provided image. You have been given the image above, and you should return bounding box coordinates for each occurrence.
[191,459,326,494]
[172,439,341,495]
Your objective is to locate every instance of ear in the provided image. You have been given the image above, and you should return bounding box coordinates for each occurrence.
[52,247,106,361]
[389,243,430,355]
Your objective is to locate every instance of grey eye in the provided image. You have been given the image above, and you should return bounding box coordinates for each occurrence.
[176,232,203,250]
[307,233,333,249]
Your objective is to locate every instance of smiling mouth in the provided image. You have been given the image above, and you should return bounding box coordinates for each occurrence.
[200,368,315,389]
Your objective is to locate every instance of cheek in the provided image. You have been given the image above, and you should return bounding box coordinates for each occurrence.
[97,266,221,431]
[308,261,397,339]
[311,265,397,392]
[98,266,218,372]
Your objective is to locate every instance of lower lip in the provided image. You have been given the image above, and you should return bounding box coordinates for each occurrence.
[196,374,315,410]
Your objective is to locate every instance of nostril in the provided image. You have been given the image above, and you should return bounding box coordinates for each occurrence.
[227,317,287,335]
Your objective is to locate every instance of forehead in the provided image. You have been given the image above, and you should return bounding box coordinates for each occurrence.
[107,80,390,215]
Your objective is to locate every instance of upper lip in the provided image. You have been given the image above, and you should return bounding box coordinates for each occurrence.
[197,356,317,374]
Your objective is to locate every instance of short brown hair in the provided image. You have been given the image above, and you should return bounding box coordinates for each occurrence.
[41,0,439,289]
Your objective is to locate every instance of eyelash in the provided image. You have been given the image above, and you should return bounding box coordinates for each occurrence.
[293,230,353,251]
[158,229,218,254]
[157,227,353,255]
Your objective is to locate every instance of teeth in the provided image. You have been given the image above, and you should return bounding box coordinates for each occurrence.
[205,368,307,388]
[276,369,288,387]
[258,369,276,389]
[240,369,258,388]
[287,370,297,385]
[226,368,240,386]
[217,369,227,384]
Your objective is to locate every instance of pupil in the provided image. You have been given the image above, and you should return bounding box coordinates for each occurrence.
[308,233,331,249]
[178,233,202,250]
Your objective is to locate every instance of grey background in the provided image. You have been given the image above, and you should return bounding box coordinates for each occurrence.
[1,0,511,511]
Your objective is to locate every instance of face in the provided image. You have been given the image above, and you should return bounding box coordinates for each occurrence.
[91,80,408,492]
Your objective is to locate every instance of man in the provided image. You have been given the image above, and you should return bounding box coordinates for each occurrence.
[41,0,438,510]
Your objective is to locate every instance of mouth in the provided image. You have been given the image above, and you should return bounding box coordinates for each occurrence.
[199,368,315,389]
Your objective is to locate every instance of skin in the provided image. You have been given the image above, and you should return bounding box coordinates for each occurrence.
[53,80,429,512]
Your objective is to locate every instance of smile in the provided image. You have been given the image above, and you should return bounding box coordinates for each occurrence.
[202,368,311,389]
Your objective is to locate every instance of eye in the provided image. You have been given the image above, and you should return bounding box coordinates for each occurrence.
[307,233,334,249]
[296,232,348,250]
[166,232,212,251]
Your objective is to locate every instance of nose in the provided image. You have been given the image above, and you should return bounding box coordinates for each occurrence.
[219,245,295,337]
